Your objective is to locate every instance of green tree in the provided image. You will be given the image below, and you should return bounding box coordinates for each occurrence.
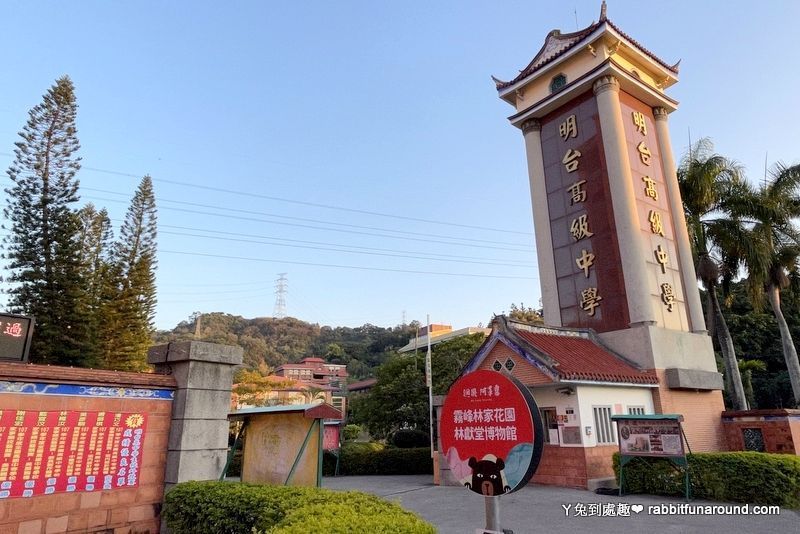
[2,76,92,366]
[737,163,800,407]
[431,333,486,395]
[350,354,428,439]
[105,175,158,370]
[678,138,749,409]
[508,303,544,324]
[350,333,486,438]
[77,204,115,363]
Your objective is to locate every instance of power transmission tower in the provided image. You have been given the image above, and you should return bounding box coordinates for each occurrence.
[274,273,288,319]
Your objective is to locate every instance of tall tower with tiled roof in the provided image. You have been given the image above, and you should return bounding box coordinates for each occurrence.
[495,3,725,450]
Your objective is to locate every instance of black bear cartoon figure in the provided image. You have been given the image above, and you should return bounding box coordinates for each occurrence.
[466,456,511,496]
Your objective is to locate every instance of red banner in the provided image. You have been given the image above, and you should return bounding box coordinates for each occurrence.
[0,410,146,499]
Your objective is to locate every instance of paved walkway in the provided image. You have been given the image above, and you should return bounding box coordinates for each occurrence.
[323,475,798,534]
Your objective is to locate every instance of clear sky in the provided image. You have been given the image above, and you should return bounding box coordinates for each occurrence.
[1,1,798,331]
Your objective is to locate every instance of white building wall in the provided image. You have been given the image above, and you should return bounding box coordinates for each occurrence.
[574,385,655,447]
[530,384,655,448]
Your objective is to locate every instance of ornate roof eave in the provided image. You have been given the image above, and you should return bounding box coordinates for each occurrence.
[508,59,679,128]
[496,19,679,104]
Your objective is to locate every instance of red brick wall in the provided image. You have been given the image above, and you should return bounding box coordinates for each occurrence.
[650,369,725,451]
[533,445,587,488]
[584,445,617,480]
[0,363,175,534]
[722,410,800,454]
[478,343,554,386]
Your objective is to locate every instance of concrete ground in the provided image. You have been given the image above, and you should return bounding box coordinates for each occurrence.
[323,475,799,534]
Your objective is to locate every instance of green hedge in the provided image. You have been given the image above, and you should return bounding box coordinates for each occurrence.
[341,446,433,476]
[163,481,435,534]
[324,443,433,476]
[614,451,800,508]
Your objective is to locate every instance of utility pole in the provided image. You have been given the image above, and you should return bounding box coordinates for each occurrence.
[274,273,288,319]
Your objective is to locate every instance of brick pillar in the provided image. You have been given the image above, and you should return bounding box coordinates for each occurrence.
[148,341,243,490]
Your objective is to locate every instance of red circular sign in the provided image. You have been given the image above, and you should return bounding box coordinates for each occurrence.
[440,370,543,496]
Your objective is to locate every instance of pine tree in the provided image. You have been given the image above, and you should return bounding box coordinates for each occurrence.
[77,204,115,364]
[2,76,92,366]
[105,175,157,370]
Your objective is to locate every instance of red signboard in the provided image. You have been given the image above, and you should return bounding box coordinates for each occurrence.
[0,410,146,499]
[323,424,340,451]
[440,370,543,496]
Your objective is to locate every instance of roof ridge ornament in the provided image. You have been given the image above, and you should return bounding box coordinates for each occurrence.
[600,0,608,21]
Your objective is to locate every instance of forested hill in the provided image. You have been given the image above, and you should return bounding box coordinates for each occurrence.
[153,313,419,378]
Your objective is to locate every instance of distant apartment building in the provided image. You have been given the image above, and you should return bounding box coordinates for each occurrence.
[398,324,490,353]
[275,357,348,413]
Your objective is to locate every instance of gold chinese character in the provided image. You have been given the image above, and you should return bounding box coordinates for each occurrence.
[559,114,578,140]
[566,180,587,204]
[580,287,603,316]
[570,214,594,241]
[58,411,67,426]
[632,111,647,135]
[575,249,596,278]
[37,412,47,427]
[562,149,582,173]
[637,142,651,165]
[642,176,658,200]
[649,210,664,236]
[654,244,669,273]
[661,283,676,311]
[14,411,25,427]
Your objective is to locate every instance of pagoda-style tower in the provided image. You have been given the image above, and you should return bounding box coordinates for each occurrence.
[494,3,724,450]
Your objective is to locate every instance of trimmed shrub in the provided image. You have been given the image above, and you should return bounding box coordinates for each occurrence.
[339,445,432,476]
[163,481,435,534]
[613,451,800,508]
[390,429,430,449]
[343,424,362,441]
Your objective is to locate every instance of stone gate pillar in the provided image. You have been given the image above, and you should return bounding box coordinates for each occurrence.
[148,341,243,490]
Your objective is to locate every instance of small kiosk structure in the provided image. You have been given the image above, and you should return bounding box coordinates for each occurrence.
[229,403,341,487]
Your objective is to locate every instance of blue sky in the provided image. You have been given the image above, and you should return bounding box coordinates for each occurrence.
[1,1,798,331]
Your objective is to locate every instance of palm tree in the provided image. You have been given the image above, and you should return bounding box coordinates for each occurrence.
[735,163,800,407]
[678,138,749,410]
[738,359,767,409]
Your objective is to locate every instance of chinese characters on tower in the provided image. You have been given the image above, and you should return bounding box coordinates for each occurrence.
[629,108,676,315]
[558,114,603,318]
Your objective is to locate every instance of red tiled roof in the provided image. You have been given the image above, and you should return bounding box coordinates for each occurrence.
[348,378,377,391]
[513,329,658,385]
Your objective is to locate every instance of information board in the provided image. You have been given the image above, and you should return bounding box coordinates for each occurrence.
[616,417,684,457]
[0,410,146,498]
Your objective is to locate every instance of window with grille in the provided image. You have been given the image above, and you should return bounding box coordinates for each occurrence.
[550,73,567,93]
[592,406,616,444]
[492,360,502,371]
[628,406,646,415]
[742,428,765,452]
[504,358,516,371]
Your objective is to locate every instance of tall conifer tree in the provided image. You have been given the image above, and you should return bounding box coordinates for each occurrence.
[106,176,157,370]
[2,76,92,365]
[77,204,115,364]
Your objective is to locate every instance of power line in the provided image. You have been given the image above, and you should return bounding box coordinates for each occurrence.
[84,194,533,252]
[79,187,532,248]
[158,249,539,280]
[159,229,534,268]
[0,152,531,236]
